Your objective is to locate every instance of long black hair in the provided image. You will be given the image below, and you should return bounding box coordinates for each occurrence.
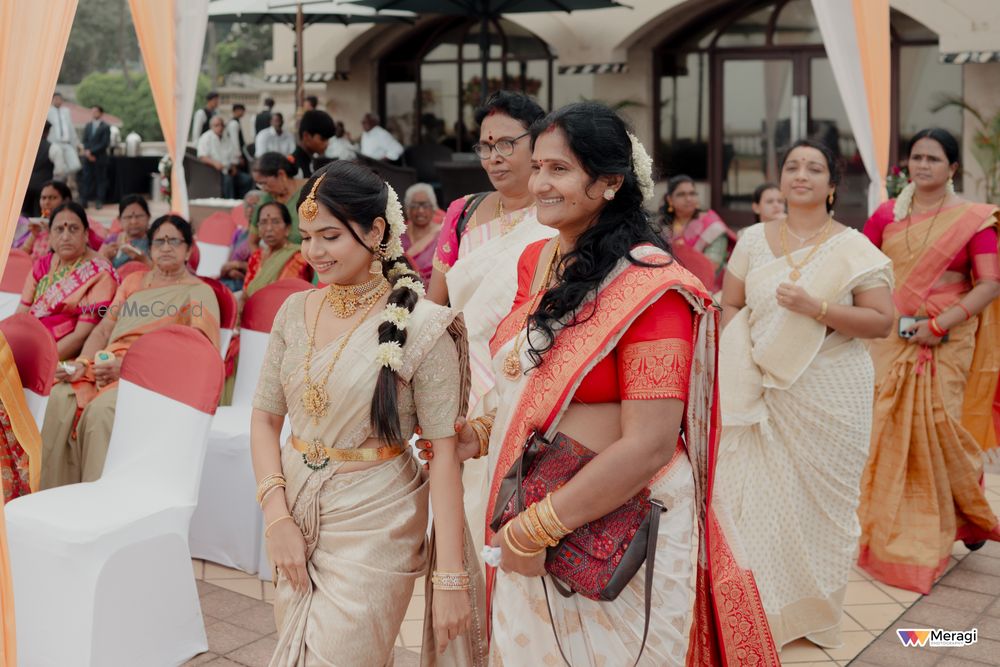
[526,102,668,368]
[780,139,842,213]
[298,161,419,446]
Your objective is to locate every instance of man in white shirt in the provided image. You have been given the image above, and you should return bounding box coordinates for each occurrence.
[191,91,220,144]
[198,116,251,199]
[47,92,80,179]
[325,120,358,161]
[225,104,247,165]
[254,112,296,156]
[359,113,404,162]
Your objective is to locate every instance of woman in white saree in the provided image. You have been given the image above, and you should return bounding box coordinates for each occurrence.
[717,139,895,649]
[250,161,487,666]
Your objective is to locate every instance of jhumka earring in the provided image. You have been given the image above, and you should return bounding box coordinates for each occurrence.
[603,188,616,201]
[827,191,835,206]
[667,203,674,214]
[370,245,384,275]
[299,173,326,222]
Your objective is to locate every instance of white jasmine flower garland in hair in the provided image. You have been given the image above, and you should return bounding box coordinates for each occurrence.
[894,177,956,221]
[628,132,655,202]
[394,276,426,297]
[387,261,418,281]
[380,304,411,330]
[375,340,404,371]
[383,184,407,260]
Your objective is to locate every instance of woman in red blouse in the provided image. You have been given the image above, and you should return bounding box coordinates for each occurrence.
[858,128,1000,593]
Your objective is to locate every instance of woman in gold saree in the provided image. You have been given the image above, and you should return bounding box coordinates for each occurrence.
[717,140,894,649]
[250,161,486,666]
[424,103,777,665]
[858,128,1000,594]
[39,215,220,488]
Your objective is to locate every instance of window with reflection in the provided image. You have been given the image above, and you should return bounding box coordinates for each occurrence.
[381,18,553,151]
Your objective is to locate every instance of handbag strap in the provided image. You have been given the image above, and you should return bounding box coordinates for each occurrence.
[455,192,490,247]
[541,498,665,667]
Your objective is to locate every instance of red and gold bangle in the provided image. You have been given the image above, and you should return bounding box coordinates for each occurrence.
[956,302,972,321]
[928,318,948,337]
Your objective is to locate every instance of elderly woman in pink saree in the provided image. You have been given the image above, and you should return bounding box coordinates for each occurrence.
[401,183,443,285]
[17,202,118,361]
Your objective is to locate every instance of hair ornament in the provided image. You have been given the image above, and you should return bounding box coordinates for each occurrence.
[628,132,655,202]
[299,173,325,222]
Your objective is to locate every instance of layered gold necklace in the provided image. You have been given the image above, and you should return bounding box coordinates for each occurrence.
[780,217,833,282]
[502,243,561,380]
[325,275,390,319]
[302,280,389,424]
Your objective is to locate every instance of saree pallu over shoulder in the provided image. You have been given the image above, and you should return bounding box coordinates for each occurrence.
[487,246,779,666]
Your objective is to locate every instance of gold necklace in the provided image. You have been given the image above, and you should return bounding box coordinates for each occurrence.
[302,283,389,425]
[780,217,833,282]
[325,275,390,319]
[496,196,505,220]
[502,243,561,380]
[904,195,946,261]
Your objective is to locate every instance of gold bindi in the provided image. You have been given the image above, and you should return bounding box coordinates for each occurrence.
[299,173,326,222]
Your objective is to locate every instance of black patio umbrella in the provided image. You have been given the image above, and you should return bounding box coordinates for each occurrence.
[346,0,629,102]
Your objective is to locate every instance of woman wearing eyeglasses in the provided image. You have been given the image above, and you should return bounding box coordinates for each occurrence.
[402,183,445,285]
[425,92,556,546]
[39,214,220,488]
[99,195,152,269]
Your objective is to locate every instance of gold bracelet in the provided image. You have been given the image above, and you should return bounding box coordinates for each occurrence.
[503,522,544,558]
[506,519,543,555]
[537,493,571,540]
[265,514,294,538]
[469,418,490,459]
[259,483,285,507]
[256,474,286,506]
[523,505,558,548]
[431,571,471,591]
[815,300,829,321]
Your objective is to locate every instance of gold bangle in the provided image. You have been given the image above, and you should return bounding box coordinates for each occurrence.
[506,519,542,555]
[537,493,571,540]
[469,418,490,459]
[523,505,558,548]
[815,300,828,321]
[431,571,471,591]
[256,474,286,505]
[259,483,285,507]
[503,522,544,558]
[265,514,294,538]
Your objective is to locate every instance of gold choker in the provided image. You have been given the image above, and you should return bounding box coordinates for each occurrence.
[325,275,390,318]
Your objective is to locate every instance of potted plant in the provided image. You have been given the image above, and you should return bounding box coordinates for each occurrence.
[932,95,1000,203]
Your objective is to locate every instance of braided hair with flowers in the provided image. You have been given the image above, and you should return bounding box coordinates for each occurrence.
[298,161,424,446]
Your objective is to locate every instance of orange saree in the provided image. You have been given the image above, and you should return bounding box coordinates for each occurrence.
[485,244,778,666]
[858,201,1000,593]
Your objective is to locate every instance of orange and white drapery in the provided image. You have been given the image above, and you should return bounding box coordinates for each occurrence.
[127,0,209,219]
[0,3,79,663]
[812,0,891,214]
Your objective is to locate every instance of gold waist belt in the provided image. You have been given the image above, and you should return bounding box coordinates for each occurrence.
[290,436,405,471]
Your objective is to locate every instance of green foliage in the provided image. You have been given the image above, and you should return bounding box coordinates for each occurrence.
[933,95,1000,203]
[77,72,210,141]
[214,23,273,76]
[59,0,140,84]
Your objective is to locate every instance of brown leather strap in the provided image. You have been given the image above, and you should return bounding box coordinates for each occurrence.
[541,499,664,667]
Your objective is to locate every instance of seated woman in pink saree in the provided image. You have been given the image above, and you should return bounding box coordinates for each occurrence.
[17,202,118,361]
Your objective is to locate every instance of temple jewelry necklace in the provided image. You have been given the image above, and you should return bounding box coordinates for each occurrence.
[904,195,946,261]
[496,197,505,220]
[780,216,833,282]
[302,282,389,425]
[325,274,390,319]
[503,243,561,380]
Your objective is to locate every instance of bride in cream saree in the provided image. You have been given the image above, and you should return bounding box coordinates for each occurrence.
[717,223,892,648]
[858,199,1000,593]
[254,292,487,666]
[485,244,778,666]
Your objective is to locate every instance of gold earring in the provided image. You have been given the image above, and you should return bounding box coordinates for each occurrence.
[369,246,384,275]
[603,188,615,201]
[827,191,835,206]
[667,203,674,214]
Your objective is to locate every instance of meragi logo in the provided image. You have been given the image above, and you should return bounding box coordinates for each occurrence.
[897,628,977,648]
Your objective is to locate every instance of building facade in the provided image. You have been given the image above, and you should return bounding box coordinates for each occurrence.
[259,0,1000,226]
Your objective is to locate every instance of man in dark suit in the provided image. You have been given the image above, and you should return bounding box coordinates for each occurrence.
[81,105,111,209]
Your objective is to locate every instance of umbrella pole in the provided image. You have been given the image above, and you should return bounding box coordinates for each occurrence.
[296,2,305,113]
[480,13,489,104]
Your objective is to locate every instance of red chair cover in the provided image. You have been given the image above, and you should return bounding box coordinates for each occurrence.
[200,277,239,329]
[117,261,151,280]
[197,212,237,245]
[188,242,201,272]
[242,278,312,333]
[0,314,58,395]
[0,249,33,293]
[87,225,105,250]
[120,325,223,414]
[671,243,717,292]
[231,204,247,229]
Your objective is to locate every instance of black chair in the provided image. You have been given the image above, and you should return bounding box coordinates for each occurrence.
[184,147,222,199]
[355,154,418,199]
[435,161,493,207]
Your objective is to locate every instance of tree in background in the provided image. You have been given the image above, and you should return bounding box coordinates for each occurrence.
[77,73,210,141]
[213,22,273,79]
[59,0,140,84]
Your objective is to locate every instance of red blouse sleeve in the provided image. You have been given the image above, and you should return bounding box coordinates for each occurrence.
[617,290,694,401]
[863,200,895,249]
[512,240,548,308]
[433,196,470,272]
[970,226,1000,282]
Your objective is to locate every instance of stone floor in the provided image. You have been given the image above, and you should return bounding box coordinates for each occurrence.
[182,474,1000,666]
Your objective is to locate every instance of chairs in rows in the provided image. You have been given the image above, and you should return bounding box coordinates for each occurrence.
[0,249,31,320]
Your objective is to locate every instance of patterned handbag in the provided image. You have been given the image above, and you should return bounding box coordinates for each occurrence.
[489,430,665,665]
